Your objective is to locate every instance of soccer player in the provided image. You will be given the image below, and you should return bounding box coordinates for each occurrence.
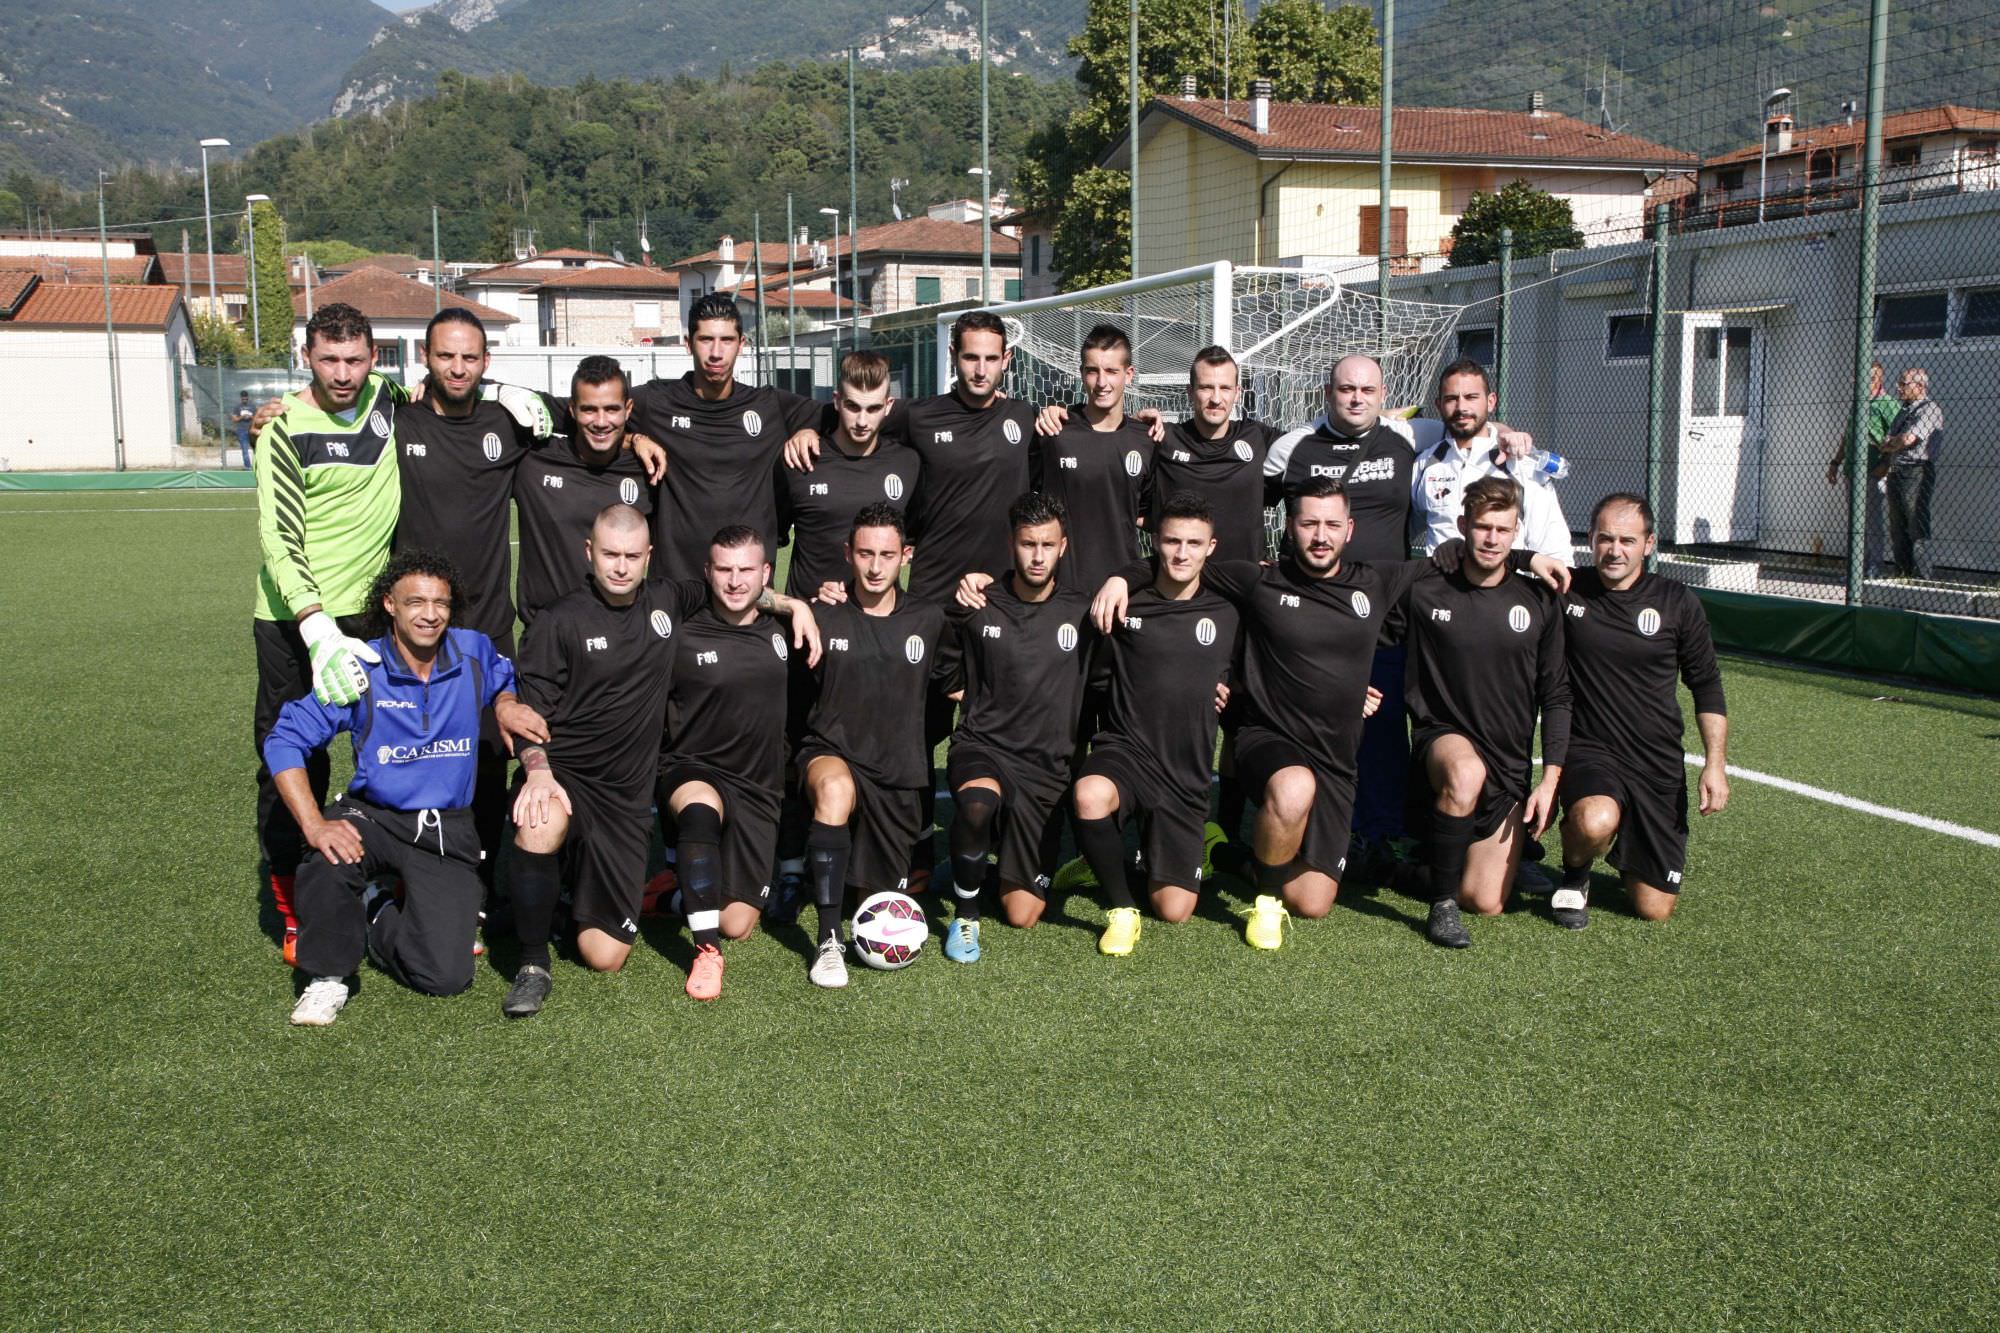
[514,356,655,628]
[794,503,950,988]
[1403,475,1571,949]
[501,505,714,1016]
[1069,494,1238,955]
[628,294,822,582]
[1556,494,1729,929]
[658,526,822,1000]
[1028,323,1156,592]
[268,550,538,1025]
[1150,345,1285,563]
[1411,358,1572,562]
[935,494,1096,963]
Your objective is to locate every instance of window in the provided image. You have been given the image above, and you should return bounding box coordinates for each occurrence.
[1690,327,1753,417]
[1876,292,1948,341]
[373,340,402,370]
[1968,138,1998,159]
[1959,288,2000,339]
[1889,143,1922,168]
[965,277,982,300]
[1716,168,1745,192]
[1605,313,1653,360]
[1808,149,1837,179]
[632,300,661,327]
[1029,235,1042,275]
[914,275,941,304]
[1358,204,1408,256]
[1004,278,1022,301]
[1455,326,1496,367]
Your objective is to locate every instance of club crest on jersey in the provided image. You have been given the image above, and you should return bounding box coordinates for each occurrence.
[1507,605,1532,633]
[1637,607,1661,636]
[1124,450,1144,477]
[904,635,926,664]
[1056,623,1079,652]
[1195,617,1218,646]
[481,431,503,462]
[1003,419,1023,445]
[1350,591,1372,619]
[1233,439,1254,461]
[619,477,641,505]
[369,410,389,438]
[884,474,905,501]
[770,631,788,659]
[651,611,672,638]
[743,410,764,438]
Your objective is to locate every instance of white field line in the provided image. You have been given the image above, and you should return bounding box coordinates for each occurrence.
[1682,754,2000,849]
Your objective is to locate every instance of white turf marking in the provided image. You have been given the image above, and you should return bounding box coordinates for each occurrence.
[1682,754,2000,849]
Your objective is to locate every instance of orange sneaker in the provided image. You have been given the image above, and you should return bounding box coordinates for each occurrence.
[641,868,678,917]
[281,925,298,967]
[686,943,725,1001]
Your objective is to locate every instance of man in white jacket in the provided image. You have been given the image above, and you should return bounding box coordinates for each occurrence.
[1411,359,1573,564]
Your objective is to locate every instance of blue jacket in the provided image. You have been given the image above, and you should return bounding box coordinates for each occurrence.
[263,628,516,812]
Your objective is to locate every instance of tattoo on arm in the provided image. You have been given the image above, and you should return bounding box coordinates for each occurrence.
[519,745,551,773]
[755,588,790,615]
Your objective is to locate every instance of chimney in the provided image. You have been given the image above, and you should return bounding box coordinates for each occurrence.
[1528,90,1547,117]
[1766,111,1794,156]
[1250,79,1272,134]
[1181,74,1197,101]
[718,234,735,262]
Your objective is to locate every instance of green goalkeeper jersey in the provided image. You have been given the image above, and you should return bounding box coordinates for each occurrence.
[253,373,408,621]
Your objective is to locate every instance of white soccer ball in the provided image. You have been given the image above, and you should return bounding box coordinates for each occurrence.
[850,891,928,971]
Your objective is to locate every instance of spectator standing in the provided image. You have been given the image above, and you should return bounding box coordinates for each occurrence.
[1879,368,1943,579]
[1824,361,1898,577]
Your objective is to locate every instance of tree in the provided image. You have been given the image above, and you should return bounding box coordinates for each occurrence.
[1248,1,1380,104]
[243,198,293,365]
[1052,167,1136,291]
[1446,179,1586,267]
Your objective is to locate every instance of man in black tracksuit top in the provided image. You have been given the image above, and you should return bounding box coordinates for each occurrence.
[1071,494,1238,957]
[1149,347,1284,564]
[513,357,654,629]
[1402,475,1571,950]
[1028,325,1156,594]
[1556,493,1729,929]
[794,503,952,989]
[500,505,712,1017]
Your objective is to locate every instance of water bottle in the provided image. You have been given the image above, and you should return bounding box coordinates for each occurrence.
[1526,448,1569,483]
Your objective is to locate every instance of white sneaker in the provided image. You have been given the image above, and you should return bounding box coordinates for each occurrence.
[290,976,349,1026]
[809,936,849,989]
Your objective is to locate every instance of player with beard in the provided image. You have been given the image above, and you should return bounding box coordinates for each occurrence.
[1026,324,1156,592]
[659,527,822,1000]
[793,503,951,988]
[1411,359,1571,562]
[1555,494,1729,929]
[1402,476,1571,949]
[514,356,655,627]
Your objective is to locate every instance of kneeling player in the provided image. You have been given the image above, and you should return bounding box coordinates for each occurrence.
[268,552,538,1025]
[502,506,711,1017]
[660,526,821,999]
[938,494,1096,962]
[795,503,950,987]
[1071,494,1238,954]
[1556,494,1729,927]
[1403,476,1571,948]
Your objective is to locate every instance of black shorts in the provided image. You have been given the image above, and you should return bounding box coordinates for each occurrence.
[519,768,653,944]
[946,741,1069,894]
[1560,751,1689,893]
[1234,724,1356,881]
[1078,739,1209,891]
[1409,726,1526,841]
[797,747,924,894]
[657,762,779,910]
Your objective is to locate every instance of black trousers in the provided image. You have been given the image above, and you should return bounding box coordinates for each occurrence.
[292,797,484,996]
[253,614,369,880]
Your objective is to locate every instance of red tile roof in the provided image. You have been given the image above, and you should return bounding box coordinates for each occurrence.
[0,254,159,284]
[1122,98,1696,169]
[6,283,183,329]
[670,240,802,270]
[295,268,515,324]
[729,282,855,311]
[156,252,247,288]
[1704,103,2000,167]
[328,253,427,275]
[534,247,615,261]
[532,265,681,291]
[0,272,38,316]
[834,216,1020,261]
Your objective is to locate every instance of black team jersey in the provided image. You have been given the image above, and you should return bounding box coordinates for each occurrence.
[1031,411,1156,593]
[890,393,1037,603]
[663,603,794,796]
[514,436,653,627]
[1561,569,1725,786]
[1402,569,1571,793]
[943,580,1095,774]
[1094,585,1240,799]
[392,397,546,642]
[1266,420,1415,565]
[802,594,951,789]
[514,577,708,805]
[1151,418,1281,562]
[629,373,819,582]
[774,434,923,599]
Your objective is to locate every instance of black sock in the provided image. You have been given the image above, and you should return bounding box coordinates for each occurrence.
[1076,813,1134,911]
[1426,811,1476,906]
[1560,861,1591,892]
[1253,856,1296,895]
[948,788,1000,924]
[510,846,561,971]
[807,820,851,946]
[676,803,724,950]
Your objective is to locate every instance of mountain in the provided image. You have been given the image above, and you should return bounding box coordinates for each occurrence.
[0,0,390,182]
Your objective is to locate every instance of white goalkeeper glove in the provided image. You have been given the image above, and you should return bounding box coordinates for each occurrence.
[299,611,380,706]
[481,381,555,438]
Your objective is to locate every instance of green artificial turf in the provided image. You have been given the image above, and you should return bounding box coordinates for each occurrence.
[3,491,1997,1329]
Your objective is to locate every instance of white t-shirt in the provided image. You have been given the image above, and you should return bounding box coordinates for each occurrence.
[1410,425,1573,563]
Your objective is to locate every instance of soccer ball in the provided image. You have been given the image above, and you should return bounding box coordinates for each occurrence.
[850,891,928,971]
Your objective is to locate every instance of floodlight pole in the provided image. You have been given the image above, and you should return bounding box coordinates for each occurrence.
[98,173,126,470]
[1378,0,1394,350]
[821,206,842,363]
[1846,0,1889,605]
[1495,225,1513,417]
[432,204,443,314]
[1128,0,1140,280]
[980,0,992,302]
[848,47,860,333]
[1644,203,1670,568]
[753,210,768,384]
[786,193,797,390]
[199,136,229,438]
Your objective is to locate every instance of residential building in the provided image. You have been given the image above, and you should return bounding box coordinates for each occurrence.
[461,248,626,345]
[532,264,683,346]
[289,268,515,374]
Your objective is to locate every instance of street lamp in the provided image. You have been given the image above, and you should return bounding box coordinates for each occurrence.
[245,193,270,353]
[819,206,842,360]
[1757,87,1792,223]
[198,137,230,436]
[967,167,992,304]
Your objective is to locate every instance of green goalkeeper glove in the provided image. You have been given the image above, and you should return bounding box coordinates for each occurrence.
[299,611,380,706]
[481,381,555,438]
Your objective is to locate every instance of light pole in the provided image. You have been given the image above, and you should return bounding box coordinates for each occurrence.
[967,167,991,303]
[820,206,842,362]
[1758,86,1793,223]
[198,137,230,436]
[245,193,270,354]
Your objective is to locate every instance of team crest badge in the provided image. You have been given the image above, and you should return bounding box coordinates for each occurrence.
[905,635,926,664]
[481,431,503,462]
[369,410,389,438]
[1507,605,1531,633]
[1637,608,1661,636]
[651,611,672,638]
[771,632,788,659]
[1003,419,1023,445]
[1195,617,1218,646]
[1056,623,1079,652]
[1233,439,1254,462]
[1124,450,1144,477]
[376,745,392,765]
[1350,591,1372,619]
[619,477,641,505]
[885,474,905,501]
[743,410,764,438]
